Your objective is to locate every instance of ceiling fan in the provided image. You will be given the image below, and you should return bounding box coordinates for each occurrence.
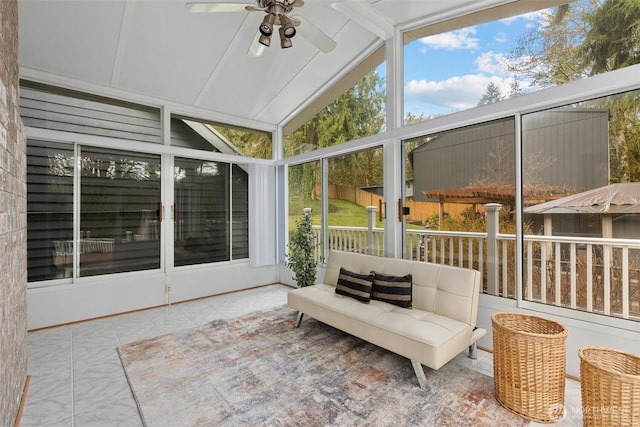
[186,0,337,56]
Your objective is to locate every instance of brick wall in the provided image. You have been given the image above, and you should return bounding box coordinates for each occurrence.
[0,0,28,425]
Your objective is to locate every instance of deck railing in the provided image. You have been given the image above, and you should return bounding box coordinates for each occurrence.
[308,209,640,322]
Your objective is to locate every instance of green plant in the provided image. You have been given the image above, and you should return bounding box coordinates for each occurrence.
[286,209,317,287]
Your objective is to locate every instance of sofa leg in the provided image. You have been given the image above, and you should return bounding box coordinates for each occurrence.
[410,360,428,390]
[294,311,304,328]
[468,342,477,359]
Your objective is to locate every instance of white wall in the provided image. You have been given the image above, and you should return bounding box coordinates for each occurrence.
[476,294,640,378]
[28,262,278,329]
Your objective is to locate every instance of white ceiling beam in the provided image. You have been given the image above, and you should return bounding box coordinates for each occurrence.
[398,0,517,33]
[111,0,136,85]
[330,0,394,40]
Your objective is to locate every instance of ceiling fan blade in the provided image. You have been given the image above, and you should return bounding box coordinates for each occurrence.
[245,5,267,12]
[186,2,252,13]
[294,15,336,54]
[247,31,267,57]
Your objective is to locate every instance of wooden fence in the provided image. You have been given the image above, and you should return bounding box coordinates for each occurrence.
[322,183,476,224]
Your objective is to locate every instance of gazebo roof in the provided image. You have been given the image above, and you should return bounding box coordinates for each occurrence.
[524,183,640,214]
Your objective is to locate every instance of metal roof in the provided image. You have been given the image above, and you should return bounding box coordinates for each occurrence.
[524,183,640,214]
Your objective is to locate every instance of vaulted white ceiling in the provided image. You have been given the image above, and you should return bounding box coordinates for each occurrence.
[18,0,514,130]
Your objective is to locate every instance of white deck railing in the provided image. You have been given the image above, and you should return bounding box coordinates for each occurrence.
[310,225,640,321]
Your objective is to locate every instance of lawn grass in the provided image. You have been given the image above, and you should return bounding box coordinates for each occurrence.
[289,197,423,231]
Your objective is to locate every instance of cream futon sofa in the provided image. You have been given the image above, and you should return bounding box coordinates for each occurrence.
[287,250,486,389]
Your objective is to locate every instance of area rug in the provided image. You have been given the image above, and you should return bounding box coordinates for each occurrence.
[118,305,527,426]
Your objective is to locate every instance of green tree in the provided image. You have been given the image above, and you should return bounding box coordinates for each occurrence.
[286,209,317,287]
[507,0,640,182]
[285,70,385,192]
[581,0,640,74]
[477,82,505,106]
[582,92,640,182]
[508,0,640,85]
[215,127,272,160]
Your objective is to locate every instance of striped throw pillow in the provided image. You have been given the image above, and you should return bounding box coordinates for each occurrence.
[371,272,412,308]
[335,267,374,303]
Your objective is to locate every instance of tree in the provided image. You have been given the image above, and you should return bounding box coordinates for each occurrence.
[477,82,505,106]
[582,92,640,182]
[507,0,640,85]
[581,0,640,74]
[286,71,385,156]
[506,0,640,183]
[215,127,272,160]
[505,2,593,87]
[285,70,386,199]
[286,209,317,287]
[508,77,522,98]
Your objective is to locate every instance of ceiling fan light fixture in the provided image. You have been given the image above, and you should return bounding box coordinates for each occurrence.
[259,13,276,36]
[279,14,296,38]
[258,33,271,47]
[279,26,293,48]
[187,0,337,55]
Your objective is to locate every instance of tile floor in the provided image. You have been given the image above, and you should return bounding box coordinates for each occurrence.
[21,283,583,426]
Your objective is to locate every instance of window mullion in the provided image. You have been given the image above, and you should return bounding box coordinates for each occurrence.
[73,144,81,280]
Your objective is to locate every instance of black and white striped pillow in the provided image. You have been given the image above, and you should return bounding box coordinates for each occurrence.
[335,267,374,303]
[371,272,412,308]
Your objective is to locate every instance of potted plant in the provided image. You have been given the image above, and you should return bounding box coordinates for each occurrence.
[286,208,317,288]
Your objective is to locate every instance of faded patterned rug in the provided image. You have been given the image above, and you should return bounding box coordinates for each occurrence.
[118,305,527,426]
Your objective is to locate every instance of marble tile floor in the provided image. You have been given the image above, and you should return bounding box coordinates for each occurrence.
[21,283,582,426]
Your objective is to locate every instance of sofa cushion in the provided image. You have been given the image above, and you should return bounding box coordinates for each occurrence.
[335,267,374,303]
[371,272,412,308]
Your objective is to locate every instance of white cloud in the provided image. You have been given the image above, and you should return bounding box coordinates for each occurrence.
[500,10,548,25]
[475,51,507,75]
[494,32,507,43]
[418,27,479,51]
[405,74,514,112]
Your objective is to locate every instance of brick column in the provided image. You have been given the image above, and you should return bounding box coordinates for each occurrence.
[0,0,29,425]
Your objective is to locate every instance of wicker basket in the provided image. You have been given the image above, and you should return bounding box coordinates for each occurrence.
[491,312,569,423]
[579,346,640,427]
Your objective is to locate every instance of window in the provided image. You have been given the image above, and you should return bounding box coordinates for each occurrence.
[284,67,386,157]
[288,161,321,261]
[79,147,161,276]
[403,12,540,123]
[174,158,248,266]
[27,142,163,282]
[403,0,639,126]
[326,149,384,256]
[287,149,385,261]
[171,115,272,159]
[232,164,249,259]
[23,84,254,285]
[27,141,74,282]
[522,89,640,320]
[405,118,517,296]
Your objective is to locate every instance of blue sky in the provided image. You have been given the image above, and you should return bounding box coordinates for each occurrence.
[384,10,549,118]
